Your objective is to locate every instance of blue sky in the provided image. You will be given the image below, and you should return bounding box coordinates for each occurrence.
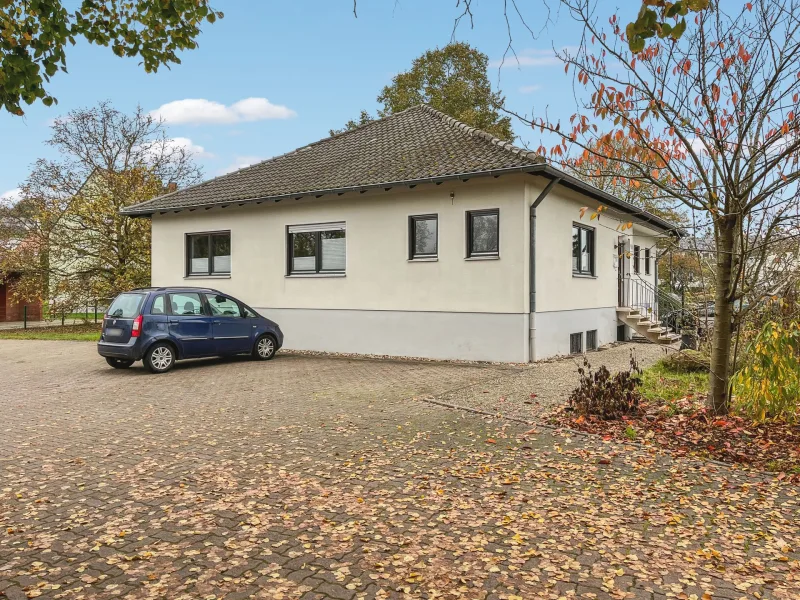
[0,0,638,202]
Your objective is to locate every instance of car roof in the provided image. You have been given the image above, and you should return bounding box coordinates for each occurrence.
[129,286,224,294]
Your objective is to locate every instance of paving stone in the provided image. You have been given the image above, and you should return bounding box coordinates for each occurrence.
[0,341,797,600]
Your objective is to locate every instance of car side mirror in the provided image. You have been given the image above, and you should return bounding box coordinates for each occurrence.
[215,295,226,303]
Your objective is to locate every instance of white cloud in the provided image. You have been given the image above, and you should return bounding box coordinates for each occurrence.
[0,188,21,206]
[219,155,266,175]
[519,84,542,94]
[166,137,213,158]
[151,98,296,125]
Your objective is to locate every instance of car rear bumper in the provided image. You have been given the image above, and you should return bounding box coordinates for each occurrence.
[97,340,142,361]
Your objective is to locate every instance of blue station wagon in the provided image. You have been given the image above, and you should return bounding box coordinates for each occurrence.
[97,287,284,373]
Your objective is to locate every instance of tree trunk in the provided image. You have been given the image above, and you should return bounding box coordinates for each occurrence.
[707,216,736,415]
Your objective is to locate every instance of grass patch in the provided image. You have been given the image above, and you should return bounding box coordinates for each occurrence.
[639,360,710,404]
[0,324,101,342]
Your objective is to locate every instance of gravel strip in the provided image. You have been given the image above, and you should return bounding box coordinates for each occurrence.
[431,341,671,421]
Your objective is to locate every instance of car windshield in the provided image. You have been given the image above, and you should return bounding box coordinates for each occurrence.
[106,293,145,318]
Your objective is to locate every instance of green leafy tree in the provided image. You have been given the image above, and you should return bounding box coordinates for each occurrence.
[0,0,223,115]
[626,0,711,52]
[331,42,513,141]
[0,102,202,307]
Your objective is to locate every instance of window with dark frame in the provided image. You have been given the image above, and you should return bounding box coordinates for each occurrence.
[570,332,583,355]
[466,209,499,258]
[186,232,231,276]
[633,245,641,274]
[409,215,438,259]
[287,223,346,274]
[586,329,597,351]
[644,248,651,275]
[572,224,595,276]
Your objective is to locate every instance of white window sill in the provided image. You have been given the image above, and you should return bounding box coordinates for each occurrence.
[185,274,232,279]
[285,273,346,278]
[409,257,438,262]
[572,273,597,279]
[465,255,500,261]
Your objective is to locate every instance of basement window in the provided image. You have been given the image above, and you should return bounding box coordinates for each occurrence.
[570,332,583,355]
[287,222,346,274]
[586,329,597,351]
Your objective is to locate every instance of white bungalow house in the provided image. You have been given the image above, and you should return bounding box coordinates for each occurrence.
[123,105,680,362]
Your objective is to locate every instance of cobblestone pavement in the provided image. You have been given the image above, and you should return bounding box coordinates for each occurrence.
[1,341,798,600]
[432,342,669,421]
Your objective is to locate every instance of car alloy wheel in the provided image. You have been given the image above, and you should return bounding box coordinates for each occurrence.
[150,345,173,371]
[257,336,274,359]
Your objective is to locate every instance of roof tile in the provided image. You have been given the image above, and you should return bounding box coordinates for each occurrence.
[124,105,545,214]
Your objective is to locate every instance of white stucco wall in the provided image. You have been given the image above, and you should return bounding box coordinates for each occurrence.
[150,176,531,362]
[529,178,663,358]
[149,173,669,362]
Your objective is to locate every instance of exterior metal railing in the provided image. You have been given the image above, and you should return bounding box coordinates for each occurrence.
[619,275,684,330]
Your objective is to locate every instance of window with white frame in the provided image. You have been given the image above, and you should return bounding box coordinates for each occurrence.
[645,248,651,275]
[287,222,346,274]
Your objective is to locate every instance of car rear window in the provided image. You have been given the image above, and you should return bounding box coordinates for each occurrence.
[106,293,145,319]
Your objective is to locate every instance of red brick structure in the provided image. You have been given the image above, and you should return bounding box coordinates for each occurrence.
[0,274,42,322]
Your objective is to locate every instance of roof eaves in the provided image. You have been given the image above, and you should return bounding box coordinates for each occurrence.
[535,165,685,236]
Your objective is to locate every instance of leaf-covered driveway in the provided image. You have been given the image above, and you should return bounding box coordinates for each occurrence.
[1,341,798,600]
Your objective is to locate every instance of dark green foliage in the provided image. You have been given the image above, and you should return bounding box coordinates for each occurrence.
[1,1,223,115]
[626,0,709,52]
[568,353,642,420]
[332,42,513,140]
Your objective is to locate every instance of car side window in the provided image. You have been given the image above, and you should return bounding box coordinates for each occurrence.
[169,292,205,316]
[150,295,166,315]
[205,294,242,317]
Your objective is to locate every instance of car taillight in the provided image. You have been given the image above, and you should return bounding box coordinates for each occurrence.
[131,314,143,338]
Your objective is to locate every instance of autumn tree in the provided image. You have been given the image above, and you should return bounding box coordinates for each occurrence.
[566,138,688,227]
[517,0,800,414]
[0,102,202,310]
[0,1,223,115]
[331,42,513,140]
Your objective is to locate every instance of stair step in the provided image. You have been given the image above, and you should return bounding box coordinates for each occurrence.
[647,326,666,333]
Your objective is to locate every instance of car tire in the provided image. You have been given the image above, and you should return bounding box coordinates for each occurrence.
[106,357,134,369]
[253,334,277,361]
[144,342,176,374]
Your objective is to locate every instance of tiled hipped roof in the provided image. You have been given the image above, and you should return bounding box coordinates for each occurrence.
[123,105,546,215]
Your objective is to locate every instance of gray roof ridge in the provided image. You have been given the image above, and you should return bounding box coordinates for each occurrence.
[415,104,545,165]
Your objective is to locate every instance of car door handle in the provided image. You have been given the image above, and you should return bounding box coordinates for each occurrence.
[213,320,221,325]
